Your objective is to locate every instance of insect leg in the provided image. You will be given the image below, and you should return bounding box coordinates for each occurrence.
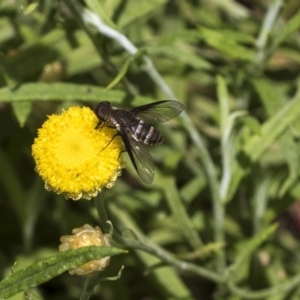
[100,133,121,152]
[95,122,116,130]
[95,122,104,130]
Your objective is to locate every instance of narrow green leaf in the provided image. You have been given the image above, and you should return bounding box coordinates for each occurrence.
[12,102,32,127]
[231,224,278,274]
[0,17,15,44]
[147,45,212,70]
[253,78,300,197]
[273,8,300,48]
[162,29,254,46]
[159,175,202,250]
[199,27,255,61]
[105,49,145,91]
[227,89,300,200]
[162,29,202,44]
[213,0,249,19]
[217,75,229,133]
[180,176,206,204]
[105,59,132,90]
[66,31,103,76]
[0,83,124,102]
[245,101,298,161]
[116,0,168,28]
[97,1,123,21]
[252,78,282,114]
[0,53,31,125]
[23,1,39,14]
[84,0,117,28]
[0,246,125,299]
[240,116,261,136]
[218,30,254,44]
[0,83,153,106]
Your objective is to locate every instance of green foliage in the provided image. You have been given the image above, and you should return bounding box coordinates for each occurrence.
[0,246,125,299]
[2,0,300,299]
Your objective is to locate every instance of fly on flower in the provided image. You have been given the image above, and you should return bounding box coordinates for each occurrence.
[93,100,184,185]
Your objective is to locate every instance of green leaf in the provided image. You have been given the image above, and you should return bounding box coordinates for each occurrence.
[217,75,230,133]
[180,176,206,204]
[199,27,255,61]
[147,44,212,70]
[105,59,132,90]
[116,0,169,28]
[0,82,149,105]
[12,102,32,127]
[240,116,261,136]
[98,0,123,20]
[162,29,203,44]
[253,77,300,197]
[0,246,125,299]
[252,78,282,115]
[0,17,15,44]
[213,0,249,19]
[273,9,300,48]
[227,88,300,201]
[84,0,117,28]
[156,28,254,46]
[158,175,203,250]
[105,49,145,90]
[23,1,39,15]
[231,224,278,274]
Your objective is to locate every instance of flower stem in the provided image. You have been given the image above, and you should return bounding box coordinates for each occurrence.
[80,274,99,300]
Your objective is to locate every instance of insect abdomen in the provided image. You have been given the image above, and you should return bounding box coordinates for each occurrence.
[133,120,163,145]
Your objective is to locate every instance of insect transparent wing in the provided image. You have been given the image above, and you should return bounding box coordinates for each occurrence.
[120,129,155,184]
[131,100,184,124]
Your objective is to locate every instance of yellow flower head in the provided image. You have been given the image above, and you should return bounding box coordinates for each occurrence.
[59,224,111,276]
[32,106,123,200]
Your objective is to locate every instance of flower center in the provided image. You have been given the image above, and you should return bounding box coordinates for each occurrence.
[56,129,95,166]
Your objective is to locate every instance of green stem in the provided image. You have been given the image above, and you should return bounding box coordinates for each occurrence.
[94,192,222,282]
[80,274,99,300]
[109,202,223,283]
[93,193,111,234]
[228,273,300,299]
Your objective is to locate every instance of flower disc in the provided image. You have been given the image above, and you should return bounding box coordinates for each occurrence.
[32,106,122,200]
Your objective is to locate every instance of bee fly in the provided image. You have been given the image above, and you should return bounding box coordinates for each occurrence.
[94,100,184,184]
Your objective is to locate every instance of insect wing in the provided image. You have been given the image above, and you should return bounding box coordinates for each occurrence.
[120,128,155,184]
[131,100,184,124]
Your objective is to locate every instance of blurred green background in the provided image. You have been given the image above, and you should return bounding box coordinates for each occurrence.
[2,0,300,299]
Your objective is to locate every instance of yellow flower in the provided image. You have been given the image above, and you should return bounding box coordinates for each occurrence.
[59,224,111,276]
[32,106,123,200]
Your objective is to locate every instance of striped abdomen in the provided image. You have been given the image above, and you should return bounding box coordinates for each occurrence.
[132,120,163,145]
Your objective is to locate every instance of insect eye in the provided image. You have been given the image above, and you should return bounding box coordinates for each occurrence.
[96,104,109,121]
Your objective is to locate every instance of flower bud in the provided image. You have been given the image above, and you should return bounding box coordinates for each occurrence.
[59,224,111,276]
